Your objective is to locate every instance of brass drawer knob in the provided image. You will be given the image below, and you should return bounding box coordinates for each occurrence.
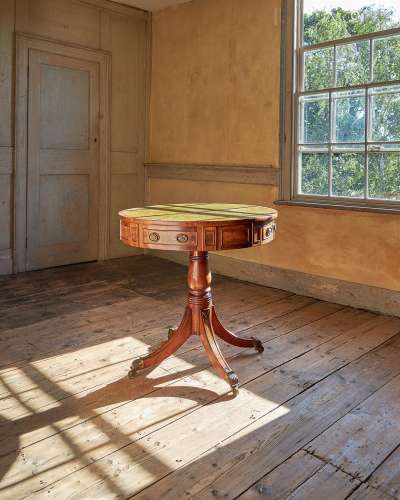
[148,232,160,242]
[176,233,189,243]
[265,226,273,238]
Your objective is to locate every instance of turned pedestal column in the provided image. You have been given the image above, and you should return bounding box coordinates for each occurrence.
[128,251,263,393]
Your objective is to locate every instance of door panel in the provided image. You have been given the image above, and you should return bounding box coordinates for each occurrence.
[27,49,99,270]
[39,174,89,246]
[40,64,90,150]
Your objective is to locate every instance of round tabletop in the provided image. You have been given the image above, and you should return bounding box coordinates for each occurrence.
[119,203,277,252]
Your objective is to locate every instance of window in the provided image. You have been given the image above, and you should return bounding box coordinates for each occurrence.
[281,0,400,211]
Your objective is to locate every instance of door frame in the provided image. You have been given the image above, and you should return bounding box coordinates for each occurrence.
[14,33,111,273]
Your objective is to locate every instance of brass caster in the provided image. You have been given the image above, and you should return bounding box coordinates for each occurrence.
[167,327,176,340]
[127,358,144,379]
[252,337,264,353]
[226,370,239,395]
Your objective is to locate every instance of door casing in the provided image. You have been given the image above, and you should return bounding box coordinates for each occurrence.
[15,33,111,273]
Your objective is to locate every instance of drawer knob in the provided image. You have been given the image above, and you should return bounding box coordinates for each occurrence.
[149,232,160,242]
[265,226,273,238]
[177,233,189,243]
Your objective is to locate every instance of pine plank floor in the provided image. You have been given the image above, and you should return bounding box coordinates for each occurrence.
[0,255,400,499]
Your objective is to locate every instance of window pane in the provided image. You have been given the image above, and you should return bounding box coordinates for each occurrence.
[332,152,365,197]
[336,41,370,87]
[370,86,400,141]
[304,48,333,90]
[303,1,400,46]
[368,152,400,199]
[300,95,329,143]
[300,152,329,195]
[373,35,400,82]
[334,90,365,142]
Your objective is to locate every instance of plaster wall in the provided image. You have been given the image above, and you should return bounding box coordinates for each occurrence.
[0,0,148,273]
[149,0,400,292]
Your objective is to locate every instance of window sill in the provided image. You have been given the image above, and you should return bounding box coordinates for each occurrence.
[274,199,400,215]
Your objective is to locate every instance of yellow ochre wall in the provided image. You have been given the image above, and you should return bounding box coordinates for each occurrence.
[148,0,400,292]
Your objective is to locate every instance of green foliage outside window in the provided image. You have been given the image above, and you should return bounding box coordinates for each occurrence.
[299,6,400,201]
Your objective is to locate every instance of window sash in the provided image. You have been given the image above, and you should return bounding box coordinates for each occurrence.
[302,26,400,52]
[281,0,400,210]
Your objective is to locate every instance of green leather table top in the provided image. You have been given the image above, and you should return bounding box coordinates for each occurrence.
[119,203,277,223]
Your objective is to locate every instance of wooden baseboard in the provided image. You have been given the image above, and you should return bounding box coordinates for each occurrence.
[148,250,400,318]
[0,249,13,275]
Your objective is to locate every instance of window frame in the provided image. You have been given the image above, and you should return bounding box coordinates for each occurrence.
[279,0,400,213]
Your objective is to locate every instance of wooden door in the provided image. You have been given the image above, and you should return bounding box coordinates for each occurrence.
[26,49,100,270]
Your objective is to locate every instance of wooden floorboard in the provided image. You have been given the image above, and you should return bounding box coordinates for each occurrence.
[284,462,359,499]
[348,483,394,500]
[305,374,400,481]
[368,446,400,498]
[133,319,400,499]
[0,256,399,499]
[238,450,328,499]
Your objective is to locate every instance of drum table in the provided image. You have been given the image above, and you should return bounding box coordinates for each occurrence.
[119,203,278,394]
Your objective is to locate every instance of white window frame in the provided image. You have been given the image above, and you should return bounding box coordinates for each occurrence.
[279,0,400,213]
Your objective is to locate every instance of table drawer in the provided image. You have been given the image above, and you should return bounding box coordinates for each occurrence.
[142,227,198,249]
[217,224,252,250]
